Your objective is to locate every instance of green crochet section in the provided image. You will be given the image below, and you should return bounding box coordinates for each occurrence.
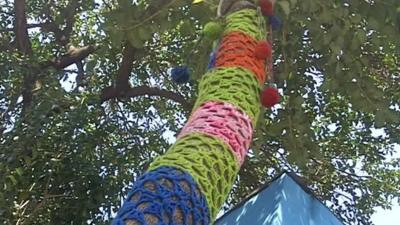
[194,67,261,124]
[224,9,265,41]
[148,133,240,221]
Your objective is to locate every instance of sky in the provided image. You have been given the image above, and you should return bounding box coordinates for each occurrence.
[372,204,400,225]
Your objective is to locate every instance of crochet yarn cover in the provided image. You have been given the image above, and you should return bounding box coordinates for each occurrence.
[113,7,269,225]
[178,101,253,165]
[112,166,210,225]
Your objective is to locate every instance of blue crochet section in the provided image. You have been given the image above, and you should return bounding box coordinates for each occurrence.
[207,51,217,70]
[112,166,210,225]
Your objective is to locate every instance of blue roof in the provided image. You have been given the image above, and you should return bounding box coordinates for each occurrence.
[215,172,344,225]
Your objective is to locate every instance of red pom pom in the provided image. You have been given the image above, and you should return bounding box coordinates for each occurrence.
[255,41,272,60]
[259,0,274,16]
[261,87,280,108]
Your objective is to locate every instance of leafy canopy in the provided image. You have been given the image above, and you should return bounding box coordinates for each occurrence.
[0,0,399,224]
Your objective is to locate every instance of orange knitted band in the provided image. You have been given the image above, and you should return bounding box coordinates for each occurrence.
[215,31,267,84]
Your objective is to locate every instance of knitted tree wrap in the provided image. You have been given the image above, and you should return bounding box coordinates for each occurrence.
[113,6,269,224]
[194,67,261,124]
[224,9,265,41]
[148,133,240,220]
[178,101,253,165]
[112,166,210,225]
[216,31,267,84]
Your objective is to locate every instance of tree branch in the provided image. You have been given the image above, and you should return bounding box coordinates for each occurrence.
[99,0,196,111]
[14,0,34,112]
[74,60,85,90]
[100,86,193,112]
[116,44,135,92]
[14,0,32,55]
[42,45,98,70]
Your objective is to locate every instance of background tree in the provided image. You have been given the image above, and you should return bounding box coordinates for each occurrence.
[0,0,399,224]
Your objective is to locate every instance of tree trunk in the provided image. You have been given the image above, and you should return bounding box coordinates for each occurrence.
[14,0,34,113]
[112,1,269,224]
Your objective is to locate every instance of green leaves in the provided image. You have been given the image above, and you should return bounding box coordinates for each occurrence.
[375,109,400,128]
[127,30,145,48]
[105,1,187,49]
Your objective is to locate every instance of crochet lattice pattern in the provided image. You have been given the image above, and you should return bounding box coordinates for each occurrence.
[113,6,269,224]
[112,166,210,225]
[194,67,261,123]
[224,9,265,41]
[148,133,240,220]
[179,101,253,165]
[216,31,267,84]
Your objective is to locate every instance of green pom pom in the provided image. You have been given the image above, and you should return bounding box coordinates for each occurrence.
[203,21,223,40]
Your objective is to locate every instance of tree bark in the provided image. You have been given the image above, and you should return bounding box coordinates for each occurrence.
[14,0,34,112]
[43,45,98,70]
[100,85,192,111]
[14,0,32,55]
[116,44,136,92]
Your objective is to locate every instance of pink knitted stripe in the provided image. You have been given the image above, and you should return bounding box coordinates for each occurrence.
[178,101,253,165]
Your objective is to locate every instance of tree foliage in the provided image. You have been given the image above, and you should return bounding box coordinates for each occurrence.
[0,0,399,224]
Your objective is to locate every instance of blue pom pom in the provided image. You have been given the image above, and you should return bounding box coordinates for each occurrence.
[268,15,282,31]
[207,51,217,70]
[171,66,190,84]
